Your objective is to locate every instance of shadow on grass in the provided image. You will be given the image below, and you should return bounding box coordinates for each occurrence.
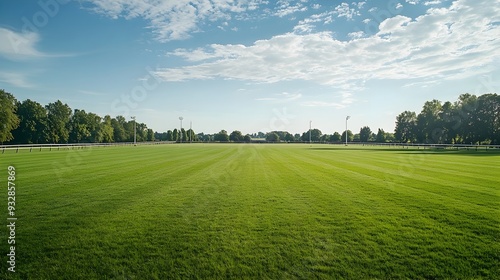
[308,146,500,156]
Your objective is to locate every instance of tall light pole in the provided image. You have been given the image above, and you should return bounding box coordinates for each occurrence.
[345,116,351,146]
[131,116,136,145]
[179,117,183,143]
[309,120,312,143]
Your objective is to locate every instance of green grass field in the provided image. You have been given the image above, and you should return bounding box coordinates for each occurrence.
[1,144,499,279]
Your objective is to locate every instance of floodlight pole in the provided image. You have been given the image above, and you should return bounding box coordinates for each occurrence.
[309,120,312,143]
[345,116,350,146]
[179,117,183,143]
[131,116,136,145]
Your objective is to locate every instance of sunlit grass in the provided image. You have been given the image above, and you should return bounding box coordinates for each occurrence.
[1,144,499,279]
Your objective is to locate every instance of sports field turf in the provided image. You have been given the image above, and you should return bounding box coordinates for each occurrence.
[1,144,499,279]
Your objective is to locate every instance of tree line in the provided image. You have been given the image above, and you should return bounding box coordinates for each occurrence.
[0,89,155,144]
[1,89,497,145]
[394,93,499,144]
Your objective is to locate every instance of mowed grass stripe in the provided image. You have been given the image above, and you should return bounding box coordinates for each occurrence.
[13,146,239,278]
[1,144,499,279]
[309,150,499,209]
[269,146,499,278]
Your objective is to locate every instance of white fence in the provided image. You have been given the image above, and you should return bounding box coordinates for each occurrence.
[0,141,176,153]
[1,141,499,154]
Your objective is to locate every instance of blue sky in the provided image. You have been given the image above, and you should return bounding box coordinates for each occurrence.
[0,0,498,135]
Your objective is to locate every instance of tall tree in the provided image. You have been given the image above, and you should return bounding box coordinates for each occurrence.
[172,129,179,142]
[230,130,243,142]
[186,129,196,142]
[69,109,91,143]
[46,100,71,143]
[146,128,155,141]
[416,99,443,143]
[439,101,458,143]
[166,130,173,141]
[301,128,322,142]
[359,126,372,142]
[284,133,295,142]
[376,128,386,143]
[330,132,341,142]
[180,128,187,142]
[394,111,417,143]
[87,112,103,143]
[266,132,280,142]
[12,99,48,144]
[0,89,20,143]
[341,130,354,143]
[214,130,229,142]
[454,93,478,144]
[475,94,500,144]
[111,116,127,142]
[244,134,252,143]
[100,115,114,143]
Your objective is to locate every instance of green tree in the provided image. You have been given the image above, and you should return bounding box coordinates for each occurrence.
[172,129,179,142]
[416,99,443,143]
[266,132,280,142]
[46,100,71,144]
[376,128,386,143]
[230,130,243,142]
[0,89,20,143]
[385,132,395,142]
[395,111,417,143]
[166,130,173,141]
[330,132,341,142]
[111,116,127,142]
[475,94,500,144]
[100,115,114,143]
[146,128,154,141]
[359,126,372,142]
[87,112,103,143]
[69,109,91,143]
[439,101,458,143]
[186,129,197,142]
[214,130,229,142]
[243,134,252,143]
[12,99,49,144]
[301,129,322,142]
[136,123,147,142]
[454,93,478,143]
[341,130,353,143]
[353,133,361,142]
[284,133,295,142]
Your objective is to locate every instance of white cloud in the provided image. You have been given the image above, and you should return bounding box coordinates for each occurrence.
[378,15,412,34]
[274,0,308,17]
[348,31,365,39]
[0,72,34,88]
[0,28,45,60]
[83,0,270,41]
[293,10,335,33]
[406,0,420,4]
[424,0,442,5]
[155,0,499,93]
[334,3,361,20]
